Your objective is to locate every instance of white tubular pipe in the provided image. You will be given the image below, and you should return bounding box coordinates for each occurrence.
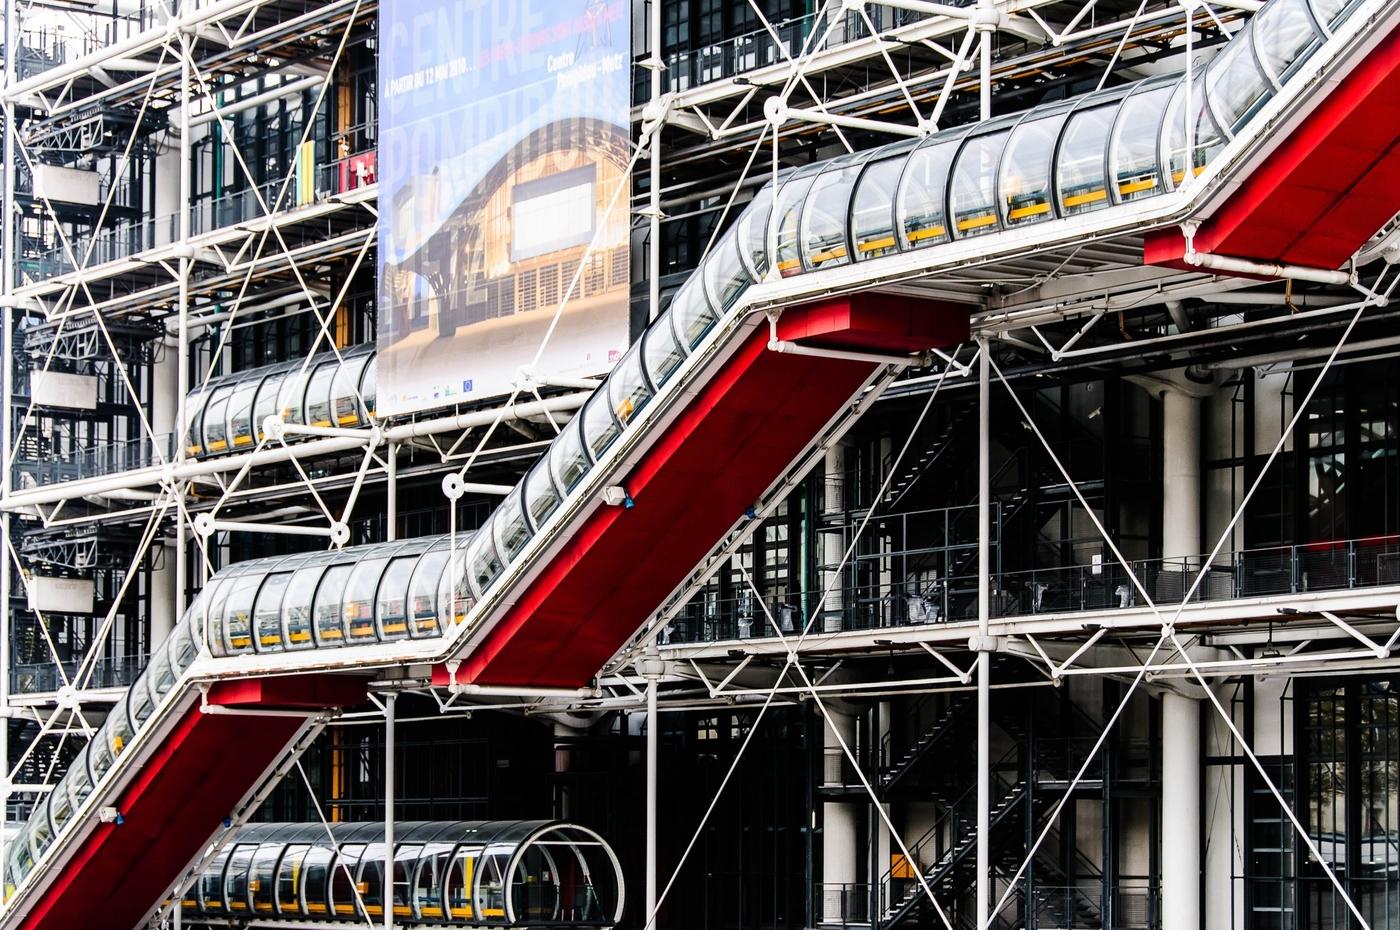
[1,392,590,510]
[453,684,595,699]
[782,106,927,137]
[386,392,588,440]
[206,520,335,538]
[383,692,396,930]
[645,676,658,926]
[1183,249,1353,286]
[187,75,324,128]
[456,483,514,496]
[767,339,917,367]
[876,0,974,19]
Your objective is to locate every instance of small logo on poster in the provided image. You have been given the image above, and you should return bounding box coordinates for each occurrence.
[462,379,473,392]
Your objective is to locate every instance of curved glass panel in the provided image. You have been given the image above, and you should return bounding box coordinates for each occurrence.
[198,848,234,913]
[549,418,591,494]
[1162,76,1228,189]
[343,556,390,643]
[47,784,73,836]
[253,572,291,652]
[185,388,212,456]
[669,278,718,350]
[282,562,325,650]
[376,556,418,640]
[1056,102,1117,216]
[202,385,234,454]
[801,158,864,271]
[148,639,177,698]
[251,369,285,443]
[737,185,774,278]
[703,228,751,312]
[332,355,372,427]
[772,167,821,277]
[1000,113,1068,227]
[642,312,686,390]
[1109,81,1174,203]
[330,844,366,917]
[275,845,310,915]
[220,572,262,655]
[1255,0,1323,79]
[357,844,387,918]
[313,563,353,646]
[898,137,959,249]
[950,128,1010,238]
[226,843,258,912]
[28,801,52,859]
[493,488,534,563]
[609,344,653,429]
[436,542,474,628]
[581,388,623,462]
[465,529,504,598]
[414,842,455,920]
[300,846,334,916]
[360,358,379,420]
[408,542,451,637]
[250,843,281,914]
[523,457,563,532]
[1206,28,1274,132]
[1309,0,1358,28]
[851,153,906,260]
[226,379,260,449]
[276,369,311,426]
[304,361,338,427]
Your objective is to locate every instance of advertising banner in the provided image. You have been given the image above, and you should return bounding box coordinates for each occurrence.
[377,0,631,417]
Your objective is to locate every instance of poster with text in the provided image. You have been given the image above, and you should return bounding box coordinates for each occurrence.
[378,0,631,416]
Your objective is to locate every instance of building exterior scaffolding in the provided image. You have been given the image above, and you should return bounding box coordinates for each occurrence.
[0,0,1396,929]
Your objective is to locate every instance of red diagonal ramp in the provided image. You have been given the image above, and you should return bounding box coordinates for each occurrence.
[19,676,366,930]
[1146,23,1400,272]
[438,294,970,688]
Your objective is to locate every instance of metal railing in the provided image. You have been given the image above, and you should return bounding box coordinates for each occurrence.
[21,151,375,284]
[815,883,870,927]
[10,654,147,695]
[633,4,963,100]
[14,433,175,489]
[666,536,1400,646]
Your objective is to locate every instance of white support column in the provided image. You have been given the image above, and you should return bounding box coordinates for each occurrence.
[1162,693,1201,930]
[822,444,845,633]
[647,0,663,322]
[1163,387,1202,565]
[383,691,396,930]
[975,339,991,930]
[821,708,859,924]
[386,442,398,542]
[149,539,177,644]
[174,29,193,620]
[645,674,659,926]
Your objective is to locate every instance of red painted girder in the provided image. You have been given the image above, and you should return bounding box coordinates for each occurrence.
[435,296,970,688]
[19,675,365,930]
[1145,23,1400,272]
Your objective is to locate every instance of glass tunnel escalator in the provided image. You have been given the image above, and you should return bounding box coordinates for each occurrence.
[182,821,624,927]
[2,0,1390,923]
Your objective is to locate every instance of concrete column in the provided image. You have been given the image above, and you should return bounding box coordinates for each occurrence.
[149,540,177,646]
[1162,693,1201,930]
[1253,370,1292,455]
[821,709,860,923]
[1162,388,1202,565]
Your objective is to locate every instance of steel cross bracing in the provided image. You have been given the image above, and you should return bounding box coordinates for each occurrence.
[0,0,1394,924]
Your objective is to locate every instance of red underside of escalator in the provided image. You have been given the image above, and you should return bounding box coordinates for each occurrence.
[1146,23,1400,271]
[19,676,366,930]
[437,293,971,688]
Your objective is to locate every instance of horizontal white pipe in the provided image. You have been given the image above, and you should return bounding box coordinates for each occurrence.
[782,105,927,137]
[198,704,325,719]
[207,519,333,538]
[1202,333,1400,370]
[458,482,514,496]
[1,392,590,510]
[186,75,324,129]
[767,338,917,367]
[871,0,974,21]
[1183,250,1353,286]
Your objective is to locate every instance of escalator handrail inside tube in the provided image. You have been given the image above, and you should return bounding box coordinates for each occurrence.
[2,0,1378,906]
